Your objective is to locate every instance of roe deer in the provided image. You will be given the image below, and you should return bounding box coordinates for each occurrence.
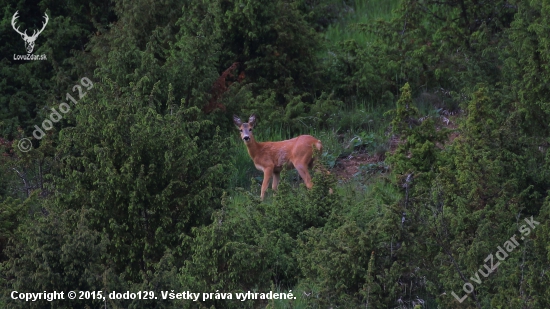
[234,114,323,200]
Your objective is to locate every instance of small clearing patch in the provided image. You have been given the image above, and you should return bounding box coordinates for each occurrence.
[331,114,460,181]
[332,151,380,181]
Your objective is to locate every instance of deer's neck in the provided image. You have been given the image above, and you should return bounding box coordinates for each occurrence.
[245,138,263,161]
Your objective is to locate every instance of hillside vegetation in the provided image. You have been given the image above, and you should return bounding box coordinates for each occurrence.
[1,0,550,308]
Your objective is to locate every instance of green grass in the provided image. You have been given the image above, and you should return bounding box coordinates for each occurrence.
[324,0,401,46]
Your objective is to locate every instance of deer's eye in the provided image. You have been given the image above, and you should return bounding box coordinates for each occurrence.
[249,129,252,132]
[240,129,242,132]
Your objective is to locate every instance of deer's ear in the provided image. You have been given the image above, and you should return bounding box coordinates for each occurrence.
[233,115,243,128]
[249,114,257,127]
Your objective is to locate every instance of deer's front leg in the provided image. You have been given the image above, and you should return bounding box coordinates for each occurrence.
[260,167,273,200]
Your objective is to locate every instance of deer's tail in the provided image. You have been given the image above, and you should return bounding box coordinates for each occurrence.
[315,140,322,152]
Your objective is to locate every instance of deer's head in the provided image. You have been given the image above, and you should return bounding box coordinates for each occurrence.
[12,11,49,54]
[233,114,257,143]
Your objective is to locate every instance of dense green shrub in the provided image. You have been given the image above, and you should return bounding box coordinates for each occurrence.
[3,208,107,309]
[47,80,232,281]
[181,168,337,307]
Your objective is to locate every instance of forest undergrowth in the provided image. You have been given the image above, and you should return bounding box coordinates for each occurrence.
[2,0,550,308]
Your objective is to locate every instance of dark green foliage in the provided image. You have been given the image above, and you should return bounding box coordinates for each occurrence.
[216,0,320,95]
[323,38,398,102]
[502,0,550,138]
[101,250,184,309]
[298,0,351,32]
[383,83,550,308]
[181,164,410,308]
[0,0,114,138]
[181,168,337,307]
[411,0,515,88]
[296,220,373,306]
[197,0,325,128]
[386,83,449,178]
[49,80,232,281]
[0,197,24,262]
[3,207,184,309]
[328,0,516,104]
[3,208,107,309]
[2,0,550,308]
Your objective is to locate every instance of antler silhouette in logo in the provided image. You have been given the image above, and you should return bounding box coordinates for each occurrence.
[11,11,49,54]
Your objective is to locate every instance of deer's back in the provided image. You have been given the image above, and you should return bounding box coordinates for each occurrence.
[258,135,321,170]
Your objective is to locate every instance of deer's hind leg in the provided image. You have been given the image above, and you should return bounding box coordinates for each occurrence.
[272,172,280,191]
[294,163,313,189]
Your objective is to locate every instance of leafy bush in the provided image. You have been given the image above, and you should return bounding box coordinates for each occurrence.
[181,166,337,307]
[49,80,233,281]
